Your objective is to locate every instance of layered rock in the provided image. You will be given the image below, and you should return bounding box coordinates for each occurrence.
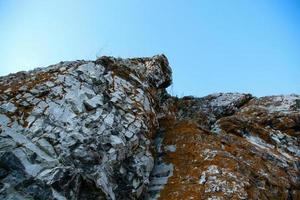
[0,55,171,200]
[0,55,299,200]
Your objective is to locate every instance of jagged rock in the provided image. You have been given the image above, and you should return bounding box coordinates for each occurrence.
[0,55,171,200]
[150,93,300,200]
[0,55,299,200]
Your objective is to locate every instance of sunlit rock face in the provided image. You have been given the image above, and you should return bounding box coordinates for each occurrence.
[0,55,299,200]
[0,55,171,200]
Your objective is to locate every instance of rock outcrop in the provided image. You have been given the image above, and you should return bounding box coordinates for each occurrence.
[0,55,299,200]
[0,55,171,200]
[149,93,300,200]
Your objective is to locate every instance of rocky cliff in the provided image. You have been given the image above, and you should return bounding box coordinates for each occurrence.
[0,55,299,200]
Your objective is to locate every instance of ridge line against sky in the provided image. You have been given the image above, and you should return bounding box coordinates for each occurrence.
[0,0,299,97]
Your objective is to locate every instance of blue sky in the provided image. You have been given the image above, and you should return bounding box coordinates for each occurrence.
[0,0,299,97]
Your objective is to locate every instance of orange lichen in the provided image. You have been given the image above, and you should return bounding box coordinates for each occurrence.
[158,120,208,199]
[156,113,299,199]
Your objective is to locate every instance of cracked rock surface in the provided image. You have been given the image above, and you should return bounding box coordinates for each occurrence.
[0,55,300,200]
[0,55,171,200]
[151,93,300,200]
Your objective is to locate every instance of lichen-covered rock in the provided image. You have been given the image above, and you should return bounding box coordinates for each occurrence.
[151,93,300,200]
[0,55,172,200]
[1,54,299,200]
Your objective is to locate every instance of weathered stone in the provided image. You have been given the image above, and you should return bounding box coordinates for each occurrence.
[83,95,103,110]
[0,102,17,113]
[149,93,300,200]
[0,54,299,200]
[0,55,171,200]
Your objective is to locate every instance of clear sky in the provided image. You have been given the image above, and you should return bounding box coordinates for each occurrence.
[0,0,299,97]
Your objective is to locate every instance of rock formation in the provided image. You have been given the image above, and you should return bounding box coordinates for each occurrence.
[0,55,299,200]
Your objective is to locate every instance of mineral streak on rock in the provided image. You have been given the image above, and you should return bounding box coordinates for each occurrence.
[0,55,299,200]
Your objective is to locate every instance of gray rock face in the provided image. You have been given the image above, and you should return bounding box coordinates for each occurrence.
[0,55,172,200]
[1,54,299,200]
[176,93,253,130]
